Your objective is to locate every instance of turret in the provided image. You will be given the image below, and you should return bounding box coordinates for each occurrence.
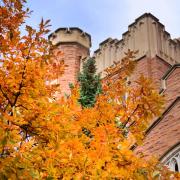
[49,27,91,96]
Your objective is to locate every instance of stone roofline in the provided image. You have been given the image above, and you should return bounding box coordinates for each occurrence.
[94,13,179,52]
[93,13,180,75]
[48,27,91,49]
[100,18,178,51]
[128,13,169,35]
[48,27,91,41]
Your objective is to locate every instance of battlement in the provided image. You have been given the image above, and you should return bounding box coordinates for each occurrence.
[49,27,91,49]
[94,13,180,75]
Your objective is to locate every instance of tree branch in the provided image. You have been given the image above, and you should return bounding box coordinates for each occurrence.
[123,104,140,128]
[12,43,33,107]
[0,85,13,107]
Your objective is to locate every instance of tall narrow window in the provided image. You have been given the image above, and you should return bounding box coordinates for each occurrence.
[175,160,179,172]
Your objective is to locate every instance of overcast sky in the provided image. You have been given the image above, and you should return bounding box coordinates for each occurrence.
[26,0,180,52]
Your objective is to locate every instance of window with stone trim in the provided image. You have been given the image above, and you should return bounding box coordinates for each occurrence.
[161,144,180,172]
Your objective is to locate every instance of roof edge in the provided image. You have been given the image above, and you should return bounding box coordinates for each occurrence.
[48,27,91,41]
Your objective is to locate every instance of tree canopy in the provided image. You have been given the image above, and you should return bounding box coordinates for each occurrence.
[0,0,179,179]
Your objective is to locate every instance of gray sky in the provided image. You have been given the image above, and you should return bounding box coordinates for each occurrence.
[26,0,180,52]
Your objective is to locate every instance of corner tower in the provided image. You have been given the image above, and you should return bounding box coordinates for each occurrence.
[49,27,91,95]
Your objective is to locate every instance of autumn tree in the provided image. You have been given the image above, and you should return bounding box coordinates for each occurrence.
[0,0,63,178]
[0,0,179,179]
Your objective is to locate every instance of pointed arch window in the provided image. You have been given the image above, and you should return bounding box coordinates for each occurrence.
[161,144,180,172]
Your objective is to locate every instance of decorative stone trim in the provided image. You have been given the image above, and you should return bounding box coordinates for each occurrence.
[161,143,180,172]
[145,97,180,135]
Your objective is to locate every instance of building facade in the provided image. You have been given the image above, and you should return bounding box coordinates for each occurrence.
[49,13,180,172]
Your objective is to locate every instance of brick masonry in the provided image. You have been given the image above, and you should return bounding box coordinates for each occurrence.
[136,100,180,159]
[54,43,89,96]
[164,68,180,107]
[134,58,180,159]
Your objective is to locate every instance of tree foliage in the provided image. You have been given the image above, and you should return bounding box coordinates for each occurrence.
[0,0,179,179]
[78,58,102,108]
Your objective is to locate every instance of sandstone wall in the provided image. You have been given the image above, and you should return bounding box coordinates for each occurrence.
[93,13,180,76]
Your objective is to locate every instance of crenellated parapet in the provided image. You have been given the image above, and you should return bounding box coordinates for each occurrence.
[94,13,180,75]
[49,27,91,49]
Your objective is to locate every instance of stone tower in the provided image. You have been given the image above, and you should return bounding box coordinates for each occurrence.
[49,27,91,95]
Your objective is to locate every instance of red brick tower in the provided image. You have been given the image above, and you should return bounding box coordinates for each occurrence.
[49,27,91,96]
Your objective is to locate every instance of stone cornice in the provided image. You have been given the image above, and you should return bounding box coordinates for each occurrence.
[49,27,91,49]
[162,63,180,80]
[160,142,180,162]
[48,27,91,41]
[55,41,90,50]
[159,64,180,93]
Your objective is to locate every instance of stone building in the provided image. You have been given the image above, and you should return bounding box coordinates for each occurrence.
[49,13,180,172]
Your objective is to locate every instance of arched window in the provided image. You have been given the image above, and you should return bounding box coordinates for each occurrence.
[161,144,180,172]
